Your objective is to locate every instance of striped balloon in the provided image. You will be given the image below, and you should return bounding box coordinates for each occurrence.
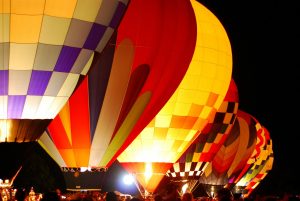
[234,127,273,197]
[198,110,258,196]
[38,0,197,171]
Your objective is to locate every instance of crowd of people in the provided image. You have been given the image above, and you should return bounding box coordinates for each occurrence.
[1,186,299,201]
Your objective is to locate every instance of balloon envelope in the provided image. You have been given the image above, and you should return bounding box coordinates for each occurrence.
[0,0,129,142]
[198,110,258,196]
[118,0,233,195]
[234,127,274,197]
[38,0,197,170]
[166,79,239,193]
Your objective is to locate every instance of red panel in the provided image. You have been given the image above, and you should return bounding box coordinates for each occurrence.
[69,78,91,149]
[210,143,221,154]
[202,123,213,134]
[224,79,239,102]
[199,152,213,162]
[48,116,71,149]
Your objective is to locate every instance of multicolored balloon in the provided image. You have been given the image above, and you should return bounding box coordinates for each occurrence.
[0,0,128,142]
[198,110,258,197]
[166,79,239,194]
[118,0,233,196]
[38,0,197,171]
[233,126,273,197]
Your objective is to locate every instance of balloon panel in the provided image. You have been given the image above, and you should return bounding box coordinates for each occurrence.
[167,161,207,181]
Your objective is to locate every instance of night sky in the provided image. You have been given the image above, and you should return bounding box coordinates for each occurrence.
[198,0,300,195]
[1,0,299,197]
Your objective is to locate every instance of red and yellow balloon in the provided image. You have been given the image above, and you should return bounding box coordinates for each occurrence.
[233,126,274,197]
[118,0,233,196]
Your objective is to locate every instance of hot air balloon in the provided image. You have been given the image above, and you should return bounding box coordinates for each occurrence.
[243,143,273,197]
[0,0,129,142]
[166,79,239,195]
[225,111,265,188]
[117,0,233,198]
[38,0,197,190]
[198,110,258,197]
[233,126,274,197]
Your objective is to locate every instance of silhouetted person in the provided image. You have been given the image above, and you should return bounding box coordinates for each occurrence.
[288,195,300,201]
[154,194,163,201]
[15,188,26,201]
[163,183,181,201]
[263,196,279,201]
[40,191,60,201]
[215,188,234,201]
[105,191,118,201]
[182,192,193,201]
[130,198,142,201]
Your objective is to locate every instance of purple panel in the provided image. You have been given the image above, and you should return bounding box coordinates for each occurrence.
[109,2,127,29]
[178,143,196,163]
[83,23,106,50]
[54,46,81,72]
[28,70,52,95]
[228,177,235,183]
[8,95,26,118]
[0,70,8,95]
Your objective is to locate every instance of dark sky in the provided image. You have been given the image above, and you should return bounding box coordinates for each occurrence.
[198,0,300,195]
[1,0,299,197]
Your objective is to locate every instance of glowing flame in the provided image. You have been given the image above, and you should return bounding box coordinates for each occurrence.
[182,183,188,194]
[0,121,11,142]
[144,162,153,183]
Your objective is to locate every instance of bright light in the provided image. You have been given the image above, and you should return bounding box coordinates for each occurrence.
[80,167,88,172]
[210,186,215,198]
[123,174,134,185]
[0,121,11,142]
[144,162,153,183]
[182,183,188,194]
